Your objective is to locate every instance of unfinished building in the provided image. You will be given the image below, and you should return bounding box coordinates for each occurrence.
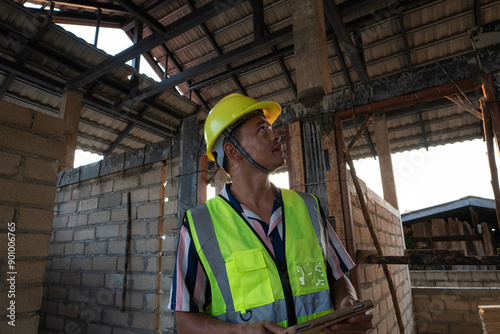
[0,0,499,333]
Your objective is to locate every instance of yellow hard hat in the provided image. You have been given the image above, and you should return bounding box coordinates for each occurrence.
[204,93,281,161]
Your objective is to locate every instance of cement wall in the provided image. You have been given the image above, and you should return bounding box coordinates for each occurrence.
[410,271,500,334]
[0,99,63,334]
[350,175,415,334]
[39,158,179,334]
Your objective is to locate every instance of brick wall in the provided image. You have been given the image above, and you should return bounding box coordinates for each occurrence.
[39,157,180,334]
[349,175,415,334]
[410,270,500,334]
[0,99,63,334]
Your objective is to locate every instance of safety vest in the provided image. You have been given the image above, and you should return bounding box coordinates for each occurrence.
[186,188,334,327]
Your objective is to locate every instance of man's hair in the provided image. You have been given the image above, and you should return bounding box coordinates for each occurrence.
[221,125,243,174]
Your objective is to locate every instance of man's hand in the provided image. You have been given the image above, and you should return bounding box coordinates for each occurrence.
[176,311,285,334]
[321,297,373,334]
[240,320,286,334]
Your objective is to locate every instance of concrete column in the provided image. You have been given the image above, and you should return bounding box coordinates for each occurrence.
[59,89,83,171]
[288,121,306,192]
[290,0,332,102]
[177,114,199,228]
[374,113,399,210]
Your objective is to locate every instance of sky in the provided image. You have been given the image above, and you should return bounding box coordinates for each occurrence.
[64,24,497,214]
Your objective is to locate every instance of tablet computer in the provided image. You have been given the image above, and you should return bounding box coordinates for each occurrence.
[283,299,375,334]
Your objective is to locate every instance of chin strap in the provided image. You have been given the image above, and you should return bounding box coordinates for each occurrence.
[222,129,273,174]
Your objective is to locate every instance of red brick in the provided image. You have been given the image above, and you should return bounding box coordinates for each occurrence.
[0,314,39,334]
[0,205,15,223]
[0,151,21,175]
[0,178,57,206]
[0,287,42,315]
[23,157,58,183]
[0,233,51,257]
[31,111,64,137]
[0,124,61,160]
[17,207,54,231]
[0,100,33,128]
[14,260,47,284]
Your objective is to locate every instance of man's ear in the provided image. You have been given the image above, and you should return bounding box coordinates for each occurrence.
[223,141,242,161]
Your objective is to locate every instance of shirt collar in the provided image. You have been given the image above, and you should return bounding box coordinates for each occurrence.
[220,183,281,212]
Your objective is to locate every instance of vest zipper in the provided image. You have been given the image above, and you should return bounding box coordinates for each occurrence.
[219,195,297,326]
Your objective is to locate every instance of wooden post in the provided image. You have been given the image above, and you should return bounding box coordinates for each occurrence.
[480,97,500,227]
[344,149,405,334]
[290,0,332,100]
[482,74,500,158]
[334,115,360,295]
[59,89,83,171]
[288,121,306,192]
[374,113,399,209]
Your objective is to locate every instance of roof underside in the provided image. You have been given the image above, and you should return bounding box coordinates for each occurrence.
[1,0,499,159]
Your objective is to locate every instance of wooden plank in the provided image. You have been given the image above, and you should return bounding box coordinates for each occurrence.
[357,249,500,265]
[482,222,495,255]
[481,96,500,225]
[431,218,449,251]
[412,235,483,242]
[449,218,465,270]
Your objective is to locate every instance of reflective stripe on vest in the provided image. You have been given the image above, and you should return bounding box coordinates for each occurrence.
[187,189,334,326]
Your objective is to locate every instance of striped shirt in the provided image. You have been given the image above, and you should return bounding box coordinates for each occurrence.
[168,183,355,313]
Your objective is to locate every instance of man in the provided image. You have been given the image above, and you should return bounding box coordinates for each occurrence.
[169,93,373,333]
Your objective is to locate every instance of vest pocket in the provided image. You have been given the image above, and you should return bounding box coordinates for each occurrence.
[226,248,274,313]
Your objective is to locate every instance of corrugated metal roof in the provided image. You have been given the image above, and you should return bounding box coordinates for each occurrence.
[3,0,500,161]
[0,0,205,157]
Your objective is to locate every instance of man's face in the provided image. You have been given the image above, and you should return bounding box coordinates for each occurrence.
[236,114,285,172]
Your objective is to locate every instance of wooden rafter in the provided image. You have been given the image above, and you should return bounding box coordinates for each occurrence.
[65,0,246,88]
[323,0,370,84]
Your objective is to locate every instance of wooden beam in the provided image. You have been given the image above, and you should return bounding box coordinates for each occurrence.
[328,33,353,87]
[412,235,483,242]
[336,78,483,120]
[374,113,399,209]
[29,0,128,13]
[398,14,413,70]
[480,97,500,227]
[445,94,483,119]
[323,0,370,84]
[343,148,404,334]
[65,0,246,88]
[357,249,500,265]
[334,114,360,296]
[363,128,377,158]
[417,110,429,150]
[114,0,165,34]
[251,0,265,40]
[482,74,500,158]
[116,26,292,106]
[59,89,83,171]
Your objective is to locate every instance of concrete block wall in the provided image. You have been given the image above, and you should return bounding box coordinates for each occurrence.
[410,270,500,288]
[410,270,500,334]
[412,287,500,334]
[39,158,180,334]
[0,99,63,334]
[349,175,415,334]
